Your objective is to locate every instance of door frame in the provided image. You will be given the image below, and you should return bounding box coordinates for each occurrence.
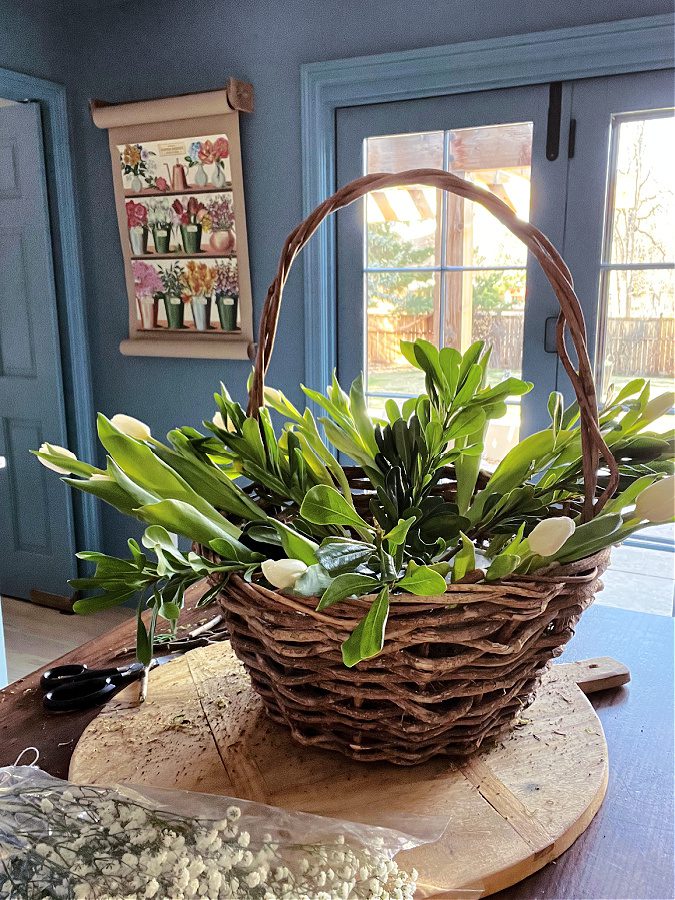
[299,14,675,400]
[0,66,100,551]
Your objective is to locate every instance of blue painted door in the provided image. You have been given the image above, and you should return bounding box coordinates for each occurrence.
[335,84,571,462]
[0,102,76,598]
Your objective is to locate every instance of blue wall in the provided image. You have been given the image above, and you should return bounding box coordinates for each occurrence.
[3,0,672,554]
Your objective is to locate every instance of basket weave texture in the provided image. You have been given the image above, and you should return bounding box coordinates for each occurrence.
[211,168,619,764]
[217,547,609,764]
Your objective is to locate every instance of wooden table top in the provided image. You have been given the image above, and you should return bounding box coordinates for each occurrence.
[1,600,672,900]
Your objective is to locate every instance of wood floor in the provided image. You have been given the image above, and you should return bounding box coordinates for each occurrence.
[0,597,132,685]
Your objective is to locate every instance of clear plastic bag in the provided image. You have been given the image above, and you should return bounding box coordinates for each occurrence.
[0,765,480,899]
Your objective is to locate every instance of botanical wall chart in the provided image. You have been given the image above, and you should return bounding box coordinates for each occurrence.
[92,81,254,359]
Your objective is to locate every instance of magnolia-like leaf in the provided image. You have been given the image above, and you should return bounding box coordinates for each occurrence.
[300,485,372,533]
[291,563,335,597]
[383,517,416,550]
[485,553,521,582]
[452,531,476,582]
[316,538,375,575]
[317,573,380,610]
[270,521,319,566]
[397,563,447,596]
[341,586,390,668]
[135,499,242,548]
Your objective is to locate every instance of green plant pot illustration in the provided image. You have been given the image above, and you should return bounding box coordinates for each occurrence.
[180,224,202,254]
[216,293,238,331]
[129,226,148,255]
[152,225,171,254]
[163,295,184,329]
[191,295,211,331]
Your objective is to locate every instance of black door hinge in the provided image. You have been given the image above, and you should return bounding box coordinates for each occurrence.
[546,82,563,161]
[567,118,577,159]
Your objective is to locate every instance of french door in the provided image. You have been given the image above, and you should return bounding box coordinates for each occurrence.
[335,71,674,469]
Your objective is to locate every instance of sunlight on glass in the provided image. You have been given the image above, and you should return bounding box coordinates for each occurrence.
[608,116,675,264]
[363,123,533,463]
[599,112,674,436]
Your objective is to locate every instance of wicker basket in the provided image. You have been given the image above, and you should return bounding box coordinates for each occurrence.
[215,169,618,765]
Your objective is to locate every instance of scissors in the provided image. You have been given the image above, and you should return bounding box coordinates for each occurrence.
[40,660,157,712]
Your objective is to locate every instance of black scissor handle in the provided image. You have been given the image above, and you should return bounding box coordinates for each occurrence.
[43,677,119,712]
[40,661,145,690]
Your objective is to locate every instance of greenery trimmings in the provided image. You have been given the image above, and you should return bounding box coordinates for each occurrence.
[35,339,674,667]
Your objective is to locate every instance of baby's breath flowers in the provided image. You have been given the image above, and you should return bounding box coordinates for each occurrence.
[0,771,419,900]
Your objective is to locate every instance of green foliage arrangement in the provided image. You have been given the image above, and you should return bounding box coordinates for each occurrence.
[35,339,674,668]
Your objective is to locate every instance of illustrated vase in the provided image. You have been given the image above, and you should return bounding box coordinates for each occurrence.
[216,293,238,331]
[194,163,208,187]
[180,224,202,254]
[130,174,143,193]
[139,296,157,330]
[129,226,148,255]
[191,295,211,331]
[212,164,227,189]
[152,225,171,254]
[163,295,184,329]
[209,229,235,254]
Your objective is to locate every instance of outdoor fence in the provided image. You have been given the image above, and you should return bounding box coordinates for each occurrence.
[368,311,674,378]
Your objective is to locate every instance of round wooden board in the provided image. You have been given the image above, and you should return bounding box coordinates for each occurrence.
[70,644,609,898]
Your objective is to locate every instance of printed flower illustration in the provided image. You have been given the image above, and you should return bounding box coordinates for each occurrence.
[198,140,216,165]
[132,261,163,299]
[123,144,141,168]
[126,200,148,229]
[215,260,239,297]
[154,176,169,192]
[206,196,235,231]
[213,135,229,161]
[184,260,216,298]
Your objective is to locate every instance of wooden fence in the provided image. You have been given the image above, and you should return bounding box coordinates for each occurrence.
[368,312,674,377]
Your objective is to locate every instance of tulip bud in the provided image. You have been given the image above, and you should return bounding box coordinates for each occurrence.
[261,558,308,590]
[643,391,675,422]
[263,387,283,407]
[528,516,576,557]
[212,411,236,432]
[110,414,152,441]
[37,442,78,475]
[634,475,675,524]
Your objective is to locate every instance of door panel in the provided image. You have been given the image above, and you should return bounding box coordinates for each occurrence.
[562,71,674,410]
[336,84,572,461]
[0,103,76,598]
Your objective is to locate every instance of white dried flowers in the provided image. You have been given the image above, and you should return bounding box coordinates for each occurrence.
[0,776,419,900]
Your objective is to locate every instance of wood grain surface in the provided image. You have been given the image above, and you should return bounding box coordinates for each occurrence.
[69,642,618,897]
[1,601,672,899]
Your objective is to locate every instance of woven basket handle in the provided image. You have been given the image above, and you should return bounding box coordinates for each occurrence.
[248,168,618,520]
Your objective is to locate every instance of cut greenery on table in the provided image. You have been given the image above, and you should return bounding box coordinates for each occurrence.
[35,339,674,667]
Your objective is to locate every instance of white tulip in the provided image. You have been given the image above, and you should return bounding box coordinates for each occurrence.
[528,516,576,557]
[110,414,152,441]
[212,411,236,432]
[643,391,675,422]
[634,475,675,524]
[261,558,308,590]
[37,442,78,475]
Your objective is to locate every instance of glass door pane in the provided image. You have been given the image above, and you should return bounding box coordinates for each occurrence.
[336,85,570,463]
[364,124,532,462]
[598,112,674,432]
[562,69,675,551]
